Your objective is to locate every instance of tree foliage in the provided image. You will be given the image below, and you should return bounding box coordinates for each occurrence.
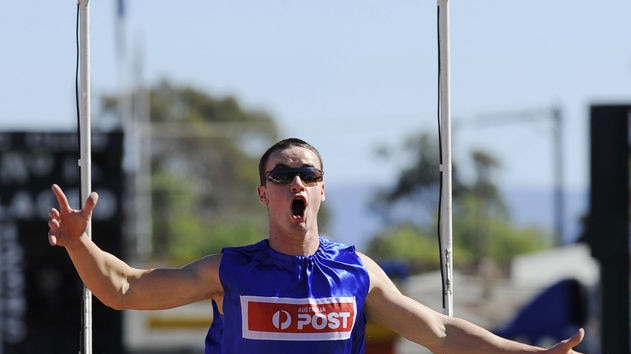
[101,80,286,262]
[366,131,551,273]
[369,133,469,226]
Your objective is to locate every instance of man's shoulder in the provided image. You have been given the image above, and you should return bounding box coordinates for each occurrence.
[319,235,356,251]
[222,239,268,253]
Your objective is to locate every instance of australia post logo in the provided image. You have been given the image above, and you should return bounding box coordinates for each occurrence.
[240,296,357,341]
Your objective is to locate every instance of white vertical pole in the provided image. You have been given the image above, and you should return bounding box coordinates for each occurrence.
[437,0,454,317]
[77,0,93,353]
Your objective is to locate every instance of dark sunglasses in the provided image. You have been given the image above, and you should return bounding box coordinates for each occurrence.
[265,166,324,185]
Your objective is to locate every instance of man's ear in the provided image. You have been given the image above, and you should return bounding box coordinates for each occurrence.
[321,183,325,202]
[257,185,268,204]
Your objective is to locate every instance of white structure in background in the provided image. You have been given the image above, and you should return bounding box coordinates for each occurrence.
[397,243,598,354]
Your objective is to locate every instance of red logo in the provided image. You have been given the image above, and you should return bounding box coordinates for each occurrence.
[241,296,357,341]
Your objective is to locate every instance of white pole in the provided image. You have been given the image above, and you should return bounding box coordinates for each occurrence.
[77,0,93,353]
[437,0,454,317]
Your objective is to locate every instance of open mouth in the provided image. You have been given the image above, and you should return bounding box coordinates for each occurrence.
[291,197,306,217]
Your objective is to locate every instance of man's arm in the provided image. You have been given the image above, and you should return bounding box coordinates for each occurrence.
[47,184,223,310]
[359,252,585,354]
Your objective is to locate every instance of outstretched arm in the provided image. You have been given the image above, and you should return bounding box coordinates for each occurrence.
[359,253,585,354]
[47,184,222,310]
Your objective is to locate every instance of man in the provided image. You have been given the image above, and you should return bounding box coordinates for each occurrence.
[48,138,586,353]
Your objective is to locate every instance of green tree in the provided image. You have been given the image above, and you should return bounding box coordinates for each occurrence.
[370,133,469,226]
[366,131,550,273]
[366,222,475,274]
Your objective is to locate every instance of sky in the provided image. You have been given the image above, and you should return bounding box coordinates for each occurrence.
[1,1,630,193]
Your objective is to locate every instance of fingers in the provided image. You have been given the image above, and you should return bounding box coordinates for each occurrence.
[48,185,99,248]
[553,328,584,353]
[47,208,60,246]
[48,230,58,246]
[51,184,70,211]
[48,207,59,219]
[82,191,99,218]
[51,184,99,216]
[567,328,585,347]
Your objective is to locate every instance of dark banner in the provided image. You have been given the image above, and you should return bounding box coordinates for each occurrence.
[0,131,124,354]
[585,105,631,354]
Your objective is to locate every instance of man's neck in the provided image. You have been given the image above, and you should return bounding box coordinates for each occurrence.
[268,231,320,256]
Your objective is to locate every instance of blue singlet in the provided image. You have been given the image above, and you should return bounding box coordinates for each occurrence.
[205,237,370,354]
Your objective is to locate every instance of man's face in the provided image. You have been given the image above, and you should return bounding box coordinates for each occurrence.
[257,146,325,234]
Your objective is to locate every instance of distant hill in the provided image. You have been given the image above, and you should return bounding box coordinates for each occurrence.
[324,183,588,251]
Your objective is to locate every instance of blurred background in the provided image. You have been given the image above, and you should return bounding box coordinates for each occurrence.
[1,1,629,353]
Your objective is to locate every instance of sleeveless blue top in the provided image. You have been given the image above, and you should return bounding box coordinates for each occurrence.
[205,237,370,354]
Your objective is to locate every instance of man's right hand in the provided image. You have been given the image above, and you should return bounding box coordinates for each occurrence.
[47,184,99,247]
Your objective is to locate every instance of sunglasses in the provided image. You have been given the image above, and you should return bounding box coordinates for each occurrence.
[265,166,324,185]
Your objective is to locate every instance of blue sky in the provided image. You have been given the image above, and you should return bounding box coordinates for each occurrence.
[1,1,630,192]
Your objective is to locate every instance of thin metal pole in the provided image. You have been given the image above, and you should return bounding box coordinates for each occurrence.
[552,107,564,245]
[437,0,454,317]
[78,0,93,353]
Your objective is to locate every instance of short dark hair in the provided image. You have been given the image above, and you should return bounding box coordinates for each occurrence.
[258,138,323,185]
